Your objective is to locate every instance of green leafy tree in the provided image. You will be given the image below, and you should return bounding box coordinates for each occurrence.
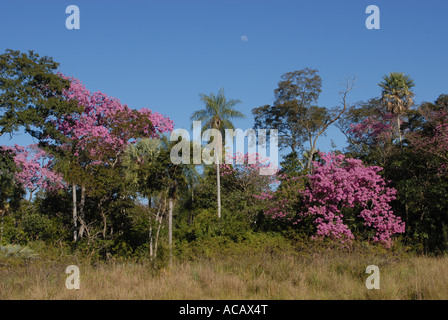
[0,147,24,242]
[0,49,79,139]
[123,138,197,263]
[122,138,163,258]
[337,98,397,167]
[252,69,354,170]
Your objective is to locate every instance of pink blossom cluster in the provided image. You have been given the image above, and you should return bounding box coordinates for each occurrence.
[50,75,174,162]
[262,153,405,247]
[410,111,448,174]
[348,112,396,143]
[5,144,65,193]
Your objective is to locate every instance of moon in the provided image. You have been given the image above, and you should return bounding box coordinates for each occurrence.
[240,35,248,42]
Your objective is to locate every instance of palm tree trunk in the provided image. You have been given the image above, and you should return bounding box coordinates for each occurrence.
[397,115,402,143]
[72,183,78,242]
[216,142,222,219]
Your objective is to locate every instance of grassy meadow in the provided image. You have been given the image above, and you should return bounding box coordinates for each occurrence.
[1,240,447,300]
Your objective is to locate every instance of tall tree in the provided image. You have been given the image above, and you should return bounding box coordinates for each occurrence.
[253,69,354,170]
[379,72,415,142]
[0,147,24,242]
[338,98,397,167]
[190,88,245,219]
[123,138,196,263]
[122,138,162,258]
[0,49,79,139]
[46,75,173,242]
[261,152,405,248]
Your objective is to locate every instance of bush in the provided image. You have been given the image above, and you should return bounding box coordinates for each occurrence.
[0,244,38,259]
[0,202,67,245]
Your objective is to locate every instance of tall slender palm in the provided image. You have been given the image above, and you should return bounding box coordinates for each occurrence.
[190,88,245,219]
[379,72,415,142]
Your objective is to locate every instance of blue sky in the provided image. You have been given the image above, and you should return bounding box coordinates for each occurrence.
[1,0,447,157]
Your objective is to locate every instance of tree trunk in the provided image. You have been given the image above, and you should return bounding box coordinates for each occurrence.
[154,196,166,259]
[28,189,35,202]
[0,209,4,243]
[216,144,222,219]
[154,214,163,258]
[148,196,153,259]
[101,210,107,239]
[72,183,78,242]
[397,114,402,143]
[306,146,316,171]
[78,185,86,239]
[168,197,174,267]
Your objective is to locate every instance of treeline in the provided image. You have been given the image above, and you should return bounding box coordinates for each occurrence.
[0,50,447,262]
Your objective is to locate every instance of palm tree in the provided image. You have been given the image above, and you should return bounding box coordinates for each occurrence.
[122,138,198,265]
[190,88,245,219]
[122,138,161,258]
[379,72,415,142]
[159,138,198,266]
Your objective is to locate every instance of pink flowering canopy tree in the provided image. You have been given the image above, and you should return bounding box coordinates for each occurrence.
[46,75,174,166]
[348,112,396,144]
[410,110,448,175]
[263,152,405,247]
[6,144,65,196]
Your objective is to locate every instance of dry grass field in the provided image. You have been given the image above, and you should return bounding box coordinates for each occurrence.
[1,243,447,300]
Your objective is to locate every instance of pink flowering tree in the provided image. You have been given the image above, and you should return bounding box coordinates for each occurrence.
[410,110,448,175]
[348,112,396,145]
[5,144,65,200]
[47,75,174,165]
[263,152,405,247]
[40,75,174,241]
[337,98,402,167]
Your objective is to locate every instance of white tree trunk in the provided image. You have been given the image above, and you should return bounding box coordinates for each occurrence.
[78,185,86,239]
[216,143,221,219]
[148,196,153,259]
[72,183,78,242]
[168,197,173,266]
